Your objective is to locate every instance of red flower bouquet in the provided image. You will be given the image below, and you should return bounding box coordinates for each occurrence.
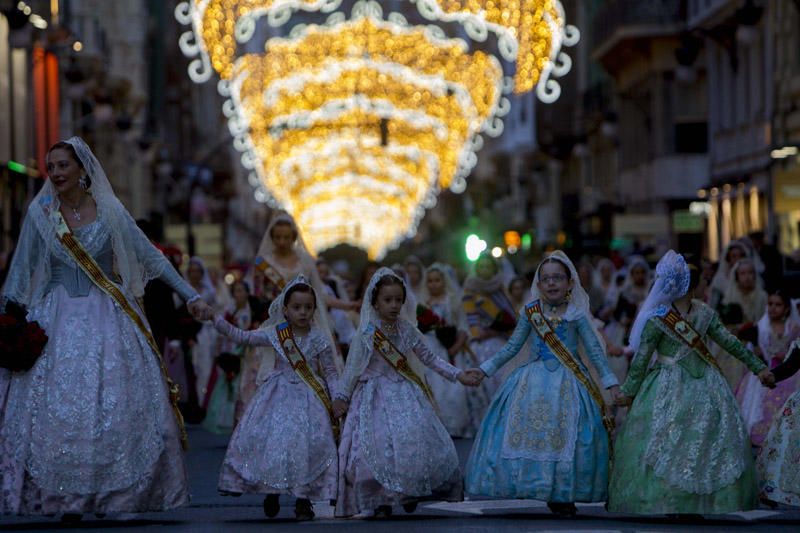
[416,304,444,334]
[0,300,49,372]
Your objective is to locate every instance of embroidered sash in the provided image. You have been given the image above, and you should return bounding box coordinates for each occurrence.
[657,308,721,371]
[525,301,615,443]
[254,256,287,291]
[373,327,434,402]
[52,211,188,449]
[275,322,339,439]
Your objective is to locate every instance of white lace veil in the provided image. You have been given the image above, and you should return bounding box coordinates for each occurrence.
[188,256,216,300]
[421,262,464,325]
[627,250,691,351]
[530,250,606,353]
[339,267,427,399]
[710,240,751,296]
[254,211,339,367]
[3,136,169,307]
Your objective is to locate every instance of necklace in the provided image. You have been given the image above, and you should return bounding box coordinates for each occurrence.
[61,193,87,221]
[545,300,567,314]
[382,320,399,334]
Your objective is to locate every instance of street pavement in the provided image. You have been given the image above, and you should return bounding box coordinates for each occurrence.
[3,426,800,532]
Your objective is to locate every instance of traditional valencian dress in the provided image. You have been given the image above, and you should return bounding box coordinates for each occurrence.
[465,251,618,504]
[609,251,767,515]
[0,137,194,515]
[335,268,463,517]
[758,340,800,507]
[213,276,339,501]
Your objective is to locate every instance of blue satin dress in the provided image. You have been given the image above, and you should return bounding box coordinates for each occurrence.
[465,308,618,503]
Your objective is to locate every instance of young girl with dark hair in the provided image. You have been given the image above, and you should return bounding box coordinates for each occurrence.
[212,276,339,521]
[332,268,479,518]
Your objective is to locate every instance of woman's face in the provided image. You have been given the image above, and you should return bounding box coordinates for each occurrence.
[536,261,572,304]
[187,262,204,284]
[46,148,83,196]
[475,257,497,280]
[271,223,296,253]
[578,264,593,288]
[509,279,527,301]
[426,270,445,297]
[232,282,249,306]
[599,262,613,282]
[631,265,647,287]
[736,262,756,291]
[406,263,422,286]
[767,294,788,322]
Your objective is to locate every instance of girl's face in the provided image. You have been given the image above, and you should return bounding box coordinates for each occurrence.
[187,263,204,284]
[46,148,83,195]
[232,282,249,306]
[599,263,613,282]
[271,223,296,253]
[317,261,330,279]
[509,279,526,301]
[631,265,647,287]
[406,263,422,286]
[736,262,756,291]
[767,294,788,322]
[374,283,405,322]
[536,261,573,304]
[284,290,315,329]
[475,257,497,280]
[426,270,445,297]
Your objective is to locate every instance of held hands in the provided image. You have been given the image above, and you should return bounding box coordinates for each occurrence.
[188,299,213,321]
[332,398,349,418]
[458,368,485,387]
[758,368,776,389]
[610,386,633,407]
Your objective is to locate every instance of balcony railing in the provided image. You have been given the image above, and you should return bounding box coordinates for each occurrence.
[592,0,683,53]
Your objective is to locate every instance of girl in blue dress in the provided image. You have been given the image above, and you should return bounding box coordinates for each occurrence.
[465,251,621,516]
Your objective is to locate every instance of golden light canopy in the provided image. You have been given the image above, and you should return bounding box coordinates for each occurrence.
[176,0,577,257]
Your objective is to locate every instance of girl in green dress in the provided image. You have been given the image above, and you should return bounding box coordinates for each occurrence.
[608,251,775,515]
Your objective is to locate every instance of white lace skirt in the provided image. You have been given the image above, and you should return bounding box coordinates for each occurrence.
[0,285,188,515]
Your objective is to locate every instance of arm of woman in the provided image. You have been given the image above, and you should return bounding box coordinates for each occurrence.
[213,315,270,346]
[619,319,661,398]
[773,340,800,383]
[707,312,767,375]
[479,315,531,378]
[577,316,619,389]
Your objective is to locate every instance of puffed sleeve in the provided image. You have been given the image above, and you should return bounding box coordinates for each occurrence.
[620,318,661,398]
[128,216,198,302]
[706,312,766,375]
[576,315,619,389]
[479,314,532,377]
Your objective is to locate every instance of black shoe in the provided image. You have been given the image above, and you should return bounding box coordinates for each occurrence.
[547,502,577,517]
[295,499,315,521]
[374,505,393,518]
[263,494,280,518]
[402,501,418,513]
[60,513,83,523]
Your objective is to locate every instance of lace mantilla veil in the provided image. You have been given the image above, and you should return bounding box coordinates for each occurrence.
[254,211,341,370]
[337,267,430,401]
[530,250,607,354]
[2,137,170,308]
[627,250,691,351]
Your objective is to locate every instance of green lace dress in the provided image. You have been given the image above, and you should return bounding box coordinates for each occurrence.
[608,300,766,514]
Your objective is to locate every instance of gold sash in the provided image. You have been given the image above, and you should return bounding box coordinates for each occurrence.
[657,308,721,371]
[276,322,339,439]
[463,292,502,337]
[373,327,434,402]
[53,211,188,449]
[525,301,615,444]
[255,256,287,291]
